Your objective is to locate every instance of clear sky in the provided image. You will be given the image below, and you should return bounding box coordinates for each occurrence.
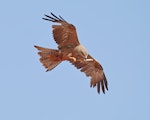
[0,0,150,120]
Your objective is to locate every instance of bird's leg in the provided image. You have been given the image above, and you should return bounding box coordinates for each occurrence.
[67,53,76,62]
[62,53,76,62]
[69,57,77,62]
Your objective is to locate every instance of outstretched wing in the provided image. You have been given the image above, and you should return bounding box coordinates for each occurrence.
[70,55,108,94]
[43,12,80,49]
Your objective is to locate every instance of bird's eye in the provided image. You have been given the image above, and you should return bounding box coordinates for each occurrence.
[81,51,85,56]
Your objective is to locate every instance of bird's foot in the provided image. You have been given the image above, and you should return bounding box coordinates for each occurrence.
[69,57,76,62]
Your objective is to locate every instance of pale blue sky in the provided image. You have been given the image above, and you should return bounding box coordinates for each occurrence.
[0,0,150,120]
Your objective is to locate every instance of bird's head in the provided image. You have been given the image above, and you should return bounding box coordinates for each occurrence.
[74,44,88,60]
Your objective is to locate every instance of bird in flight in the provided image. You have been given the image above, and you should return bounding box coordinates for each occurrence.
[34,12,108,94]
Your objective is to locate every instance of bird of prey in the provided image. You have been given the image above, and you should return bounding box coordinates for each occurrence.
[34,12,108,94]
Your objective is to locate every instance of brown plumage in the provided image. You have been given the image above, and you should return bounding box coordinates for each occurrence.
[34,12,108,94]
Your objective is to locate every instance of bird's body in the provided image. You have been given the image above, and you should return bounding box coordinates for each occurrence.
[34,13,108,94]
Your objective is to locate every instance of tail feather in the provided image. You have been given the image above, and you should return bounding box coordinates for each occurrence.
[34,45,62,71]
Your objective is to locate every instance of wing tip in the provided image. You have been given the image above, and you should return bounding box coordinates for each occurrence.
[42,12,67,23]
[90,78,108,94]
[34,45,40,50]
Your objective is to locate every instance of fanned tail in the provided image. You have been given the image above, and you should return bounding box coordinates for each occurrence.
[34,45,62,71]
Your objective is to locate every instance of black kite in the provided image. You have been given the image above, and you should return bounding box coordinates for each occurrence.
[34,12,108,94]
